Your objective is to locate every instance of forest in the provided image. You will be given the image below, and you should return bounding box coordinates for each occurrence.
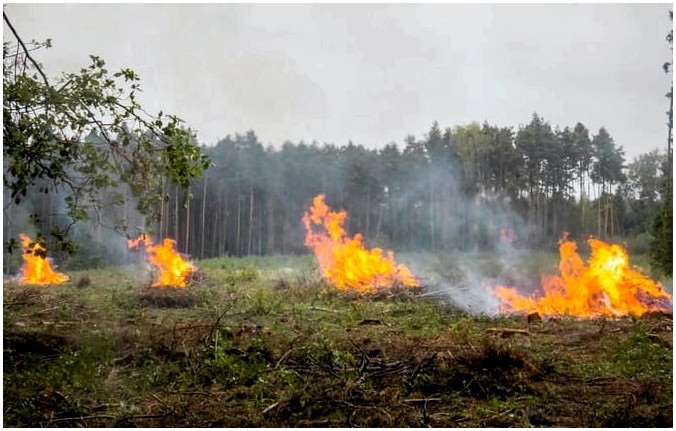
[4,115,670,273]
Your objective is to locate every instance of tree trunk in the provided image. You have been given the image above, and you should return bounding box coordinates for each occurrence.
[174,185,180,241]
[200,175,208,259]
[248,185,254,256]
[5,199,12,276]
[429,171,435,251]
[365,184,371,239]
[236,184,242,256]
[184,189,191,254]
[267,193,274,255]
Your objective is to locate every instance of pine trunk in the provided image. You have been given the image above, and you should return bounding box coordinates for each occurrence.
[200,176,207,259]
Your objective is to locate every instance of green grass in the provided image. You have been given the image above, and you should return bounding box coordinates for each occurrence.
[3,252,672,427]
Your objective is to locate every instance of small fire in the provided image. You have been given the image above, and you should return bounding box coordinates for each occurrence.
[127,235,194,287]
[17,233,69,285]
[302,194,419,292]
[493,234,672,318]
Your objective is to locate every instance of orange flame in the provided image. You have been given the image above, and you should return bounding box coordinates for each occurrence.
[494,234,672,317]
[18,233,69,285]
[302,194,419,292]
[127,235,194,287]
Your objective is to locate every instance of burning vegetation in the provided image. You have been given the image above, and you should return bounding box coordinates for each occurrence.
[16,233,69,285]
[493,234,673,318]
[127,235,195,288]
[302,194,420,292]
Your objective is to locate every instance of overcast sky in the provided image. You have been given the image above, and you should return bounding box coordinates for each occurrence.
[4,3,673,161]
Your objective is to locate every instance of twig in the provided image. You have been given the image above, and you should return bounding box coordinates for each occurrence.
[39,415,115,425]
[458,378,486,396]
[404,398,442,403]
[419,288,458,297]
[32,306,59,315]
[482,408,514,425]
[3,12,50,86]
[206,304,233,344]
[306,306,342,313]
[262,402,279,415]
[275,348,296,369]
[120,413,171,421]
[151,393,173,412]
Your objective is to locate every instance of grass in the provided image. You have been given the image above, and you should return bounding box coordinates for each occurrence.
[3,252,672,427]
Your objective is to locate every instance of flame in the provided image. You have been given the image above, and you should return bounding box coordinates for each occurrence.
[127,235,194,287]
[17,233,69,285]
[302,194,419,292]
[494,234,672,317]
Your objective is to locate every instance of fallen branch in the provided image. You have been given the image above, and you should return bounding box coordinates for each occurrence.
[40,414,115,426]
[306,306,342,314]
[275,348,296,369]
[404,398,442,403]
[32,306,59,315]
[151,393,174,412]
[262,402,279,415]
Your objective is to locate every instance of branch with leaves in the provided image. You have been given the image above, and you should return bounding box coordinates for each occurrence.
[3,11,211,253]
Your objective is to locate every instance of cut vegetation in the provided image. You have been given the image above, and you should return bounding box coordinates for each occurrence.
[3,255,672,427]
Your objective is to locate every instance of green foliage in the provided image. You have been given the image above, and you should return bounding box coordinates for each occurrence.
[650,179,672,277]
[3,18,210,249]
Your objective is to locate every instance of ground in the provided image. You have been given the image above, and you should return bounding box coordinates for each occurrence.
[3,254,673,427]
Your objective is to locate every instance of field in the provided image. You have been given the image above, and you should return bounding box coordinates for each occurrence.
[3,253,673,427]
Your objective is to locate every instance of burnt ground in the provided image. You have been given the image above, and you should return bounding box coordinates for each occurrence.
[2,265,673,428]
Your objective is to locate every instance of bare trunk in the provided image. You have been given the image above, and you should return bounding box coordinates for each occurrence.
[5,199,12,275]
[213,204,220,257]
[184,189,191,254]
[159,181,165,240]
[365,184,371,238]
[429,172,435,251]
[174,185,179,241]
[200,176,208,259]
[258,200,262,256]
[375,202,382,241]
[248,185,254,256]
[266,194,274,255]
[236,184,241,256]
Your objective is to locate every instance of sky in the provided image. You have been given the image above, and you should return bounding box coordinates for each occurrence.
[3,3,673,161]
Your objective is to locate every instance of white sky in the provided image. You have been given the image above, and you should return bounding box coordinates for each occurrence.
[4,3,674,161]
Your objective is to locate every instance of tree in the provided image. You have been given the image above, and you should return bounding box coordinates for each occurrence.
[590,127,626,237]
[650,10,673,277]
[3,11,210,253]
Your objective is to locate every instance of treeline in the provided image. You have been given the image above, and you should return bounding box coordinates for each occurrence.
[3,113,669,269]
[160,113,668,258]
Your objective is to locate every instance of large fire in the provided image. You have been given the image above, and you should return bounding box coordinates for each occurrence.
[302,194,419,292]
[127,235,194,287]
[17,233,69,285]
[493,234,672,318]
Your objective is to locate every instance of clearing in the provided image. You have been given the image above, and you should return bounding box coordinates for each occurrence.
[3,254,673,427]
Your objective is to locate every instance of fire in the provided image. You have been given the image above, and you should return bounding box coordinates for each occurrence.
[127,235,194,287]
[17,233,69,285]
[302,194,419,292]
[494,234,672,318]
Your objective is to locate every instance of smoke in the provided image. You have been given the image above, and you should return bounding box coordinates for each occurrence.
[2,177,148,273]
[383,136,539,315]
